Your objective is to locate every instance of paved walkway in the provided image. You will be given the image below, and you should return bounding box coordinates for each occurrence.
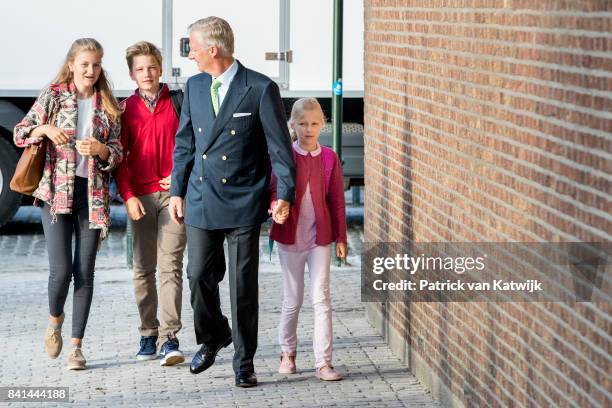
[0,223,438,407]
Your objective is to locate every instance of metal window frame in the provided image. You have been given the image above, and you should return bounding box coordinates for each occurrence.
[161,0,290,89]
[277,0,291,90]
[162,0,174,85]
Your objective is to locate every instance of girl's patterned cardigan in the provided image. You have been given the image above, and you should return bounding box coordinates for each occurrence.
[14,82,123,239]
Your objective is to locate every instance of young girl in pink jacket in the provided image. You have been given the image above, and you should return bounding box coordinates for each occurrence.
[269,97,347,381]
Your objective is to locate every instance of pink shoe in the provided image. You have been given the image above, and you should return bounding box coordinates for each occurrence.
[316,363,342,381]
[278,352,297,374]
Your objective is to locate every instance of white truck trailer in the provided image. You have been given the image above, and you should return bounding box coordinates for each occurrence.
[0,0,364,226]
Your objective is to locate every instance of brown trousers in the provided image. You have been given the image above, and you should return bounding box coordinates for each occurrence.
[131,191,186,349]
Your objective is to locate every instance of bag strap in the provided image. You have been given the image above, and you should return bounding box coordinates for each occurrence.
[46,91,60,128]
[48,108,58,128]
[169,89,184,117]
[320,146,335,193]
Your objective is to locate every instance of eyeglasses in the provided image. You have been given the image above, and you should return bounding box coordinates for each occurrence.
[188,44,214,55]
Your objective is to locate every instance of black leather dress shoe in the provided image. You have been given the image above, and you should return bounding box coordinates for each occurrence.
[235,371,258,387]
[189,334,232,374]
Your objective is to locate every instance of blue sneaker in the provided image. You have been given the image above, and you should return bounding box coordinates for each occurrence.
[159,334,185,366]
[136,336,158,361]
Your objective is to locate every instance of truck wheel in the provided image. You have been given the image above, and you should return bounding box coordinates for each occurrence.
[0,137,22,227]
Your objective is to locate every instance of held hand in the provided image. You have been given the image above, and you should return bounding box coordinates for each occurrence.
[272,199,290,224]
[45,125,70,145]
[336,242,348,260]
[272,213,289,224]
[168,196,184,225]
[273,209,289,224]
[125,197,146,221]
[269,200,288,219]
[76,137,109,157]
[159,175,171,191]
[268,200,277,216]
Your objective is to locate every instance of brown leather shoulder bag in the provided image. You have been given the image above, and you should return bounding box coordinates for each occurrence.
[9,109,56,195]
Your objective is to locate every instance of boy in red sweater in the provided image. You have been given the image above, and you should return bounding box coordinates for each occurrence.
[114,41,186,366]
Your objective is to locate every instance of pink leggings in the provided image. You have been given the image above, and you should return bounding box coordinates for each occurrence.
[277,244,333,368]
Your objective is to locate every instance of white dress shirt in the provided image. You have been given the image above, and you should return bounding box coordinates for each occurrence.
[212,59,238,109]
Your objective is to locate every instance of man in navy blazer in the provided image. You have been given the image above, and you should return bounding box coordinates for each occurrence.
[168,16,295,387]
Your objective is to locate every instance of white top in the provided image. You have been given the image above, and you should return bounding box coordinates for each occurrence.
[293,141,321,156]
[212,59,238,108]
[75,97,94,178]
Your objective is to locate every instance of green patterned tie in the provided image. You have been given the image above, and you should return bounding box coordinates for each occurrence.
[211,78,222,116]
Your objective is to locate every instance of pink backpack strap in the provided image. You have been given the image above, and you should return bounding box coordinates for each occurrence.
[320,146,336,194]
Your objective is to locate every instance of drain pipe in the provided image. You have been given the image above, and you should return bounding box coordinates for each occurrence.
[332,0,344,265]
[332,0,343,159]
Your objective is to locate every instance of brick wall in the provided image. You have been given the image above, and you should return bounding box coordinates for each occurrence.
[363,1,611,407]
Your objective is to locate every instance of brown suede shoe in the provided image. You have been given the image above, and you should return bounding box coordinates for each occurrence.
[44,327,62,359]
[66,348,86,370]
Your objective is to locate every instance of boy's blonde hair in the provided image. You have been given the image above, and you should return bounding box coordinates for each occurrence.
[189,16,234,57]
[288,97,326,141]
[125,41,163,73]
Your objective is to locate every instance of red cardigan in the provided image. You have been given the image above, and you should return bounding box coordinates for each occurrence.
[114,85,179,201]
[270,144,347,245]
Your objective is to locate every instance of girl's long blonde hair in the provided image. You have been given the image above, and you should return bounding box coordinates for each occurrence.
[288,97,326,141]
[53,38,121,122]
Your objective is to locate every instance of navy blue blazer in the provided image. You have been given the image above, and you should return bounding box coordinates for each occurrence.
[170,61,296,229]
